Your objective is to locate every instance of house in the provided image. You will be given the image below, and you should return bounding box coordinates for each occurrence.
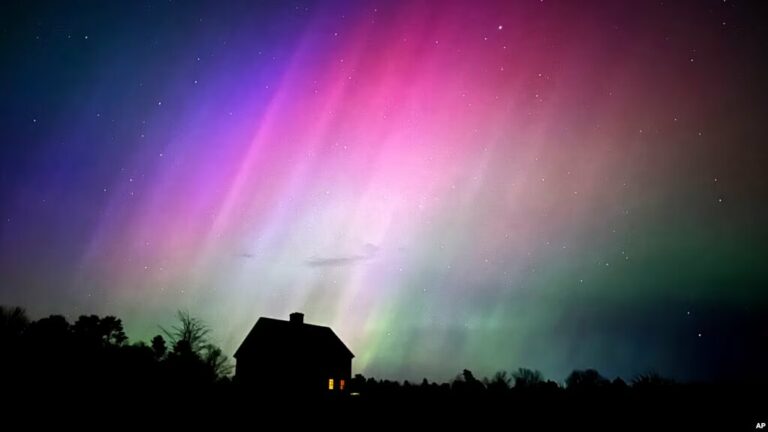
[234,312,354,395]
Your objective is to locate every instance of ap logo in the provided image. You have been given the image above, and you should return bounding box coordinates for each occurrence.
[756,423,766,429]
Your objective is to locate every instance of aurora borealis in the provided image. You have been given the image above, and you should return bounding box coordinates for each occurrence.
[1,0,767,383]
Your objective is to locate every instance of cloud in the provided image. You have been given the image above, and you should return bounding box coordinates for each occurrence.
[305,243,379,267]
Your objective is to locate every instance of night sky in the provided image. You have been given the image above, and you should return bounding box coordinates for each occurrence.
[1,0,767,383]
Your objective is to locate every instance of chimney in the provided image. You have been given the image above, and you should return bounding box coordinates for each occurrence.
[289,312,304,324]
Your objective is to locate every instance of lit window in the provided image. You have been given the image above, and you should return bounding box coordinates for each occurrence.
[340,379,345,391]
[328,378,334,390]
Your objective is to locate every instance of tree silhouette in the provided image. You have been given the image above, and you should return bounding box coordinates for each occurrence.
[632,371,674,389]
[565,369,609,390]
[512,368,544,389]
[161,310,231,384]
[0,306,30,384]
[26,314,70,348]
[203,343,233,378]
[73,315,127,347]
[1,301,762,428]
[452,369,485,393]
[162,311,210,355]
[0,305,29,341]
[151,335,167,360]
[486,371,512,393]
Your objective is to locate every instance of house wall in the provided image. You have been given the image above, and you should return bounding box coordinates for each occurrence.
[236,351,352,394]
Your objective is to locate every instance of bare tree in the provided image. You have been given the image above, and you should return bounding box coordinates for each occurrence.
[161,310,210,355]
[161,311,232,380]
[513,368,544,389]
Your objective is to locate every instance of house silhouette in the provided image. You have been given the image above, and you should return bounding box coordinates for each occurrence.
[234,312,354,395]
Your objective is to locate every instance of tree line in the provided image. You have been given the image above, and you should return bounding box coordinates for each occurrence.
[0,304,756,400]
[3,304,760,428]
[0,305,231,393]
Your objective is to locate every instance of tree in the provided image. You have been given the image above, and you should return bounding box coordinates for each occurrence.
[162,311,210,356]
[151,335,167,360]
[26,314,70,345]
[512,368,544,389]
[632,371,674,389]
[100,316,128,346]
[0,306,30,381]
[565,369,609,390]
[0,305,29,342]
[486,371,512,392]
[452,369,485,393]
[23,315,72,384]
[463,369,478,383]
[203,343,232,378]
[73,315,127,347]
[161,311,231,382]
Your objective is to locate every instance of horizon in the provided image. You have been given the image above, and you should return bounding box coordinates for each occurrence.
[1,0,767,385]
[3,305,760,385]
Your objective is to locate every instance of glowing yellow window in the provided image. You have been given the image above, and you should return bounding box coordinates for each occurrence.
[328,378,334,390]
[340,379,345,391]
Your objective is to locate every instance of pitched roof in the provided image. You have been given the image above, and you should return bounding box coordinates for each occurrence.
[234,317,354,359]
